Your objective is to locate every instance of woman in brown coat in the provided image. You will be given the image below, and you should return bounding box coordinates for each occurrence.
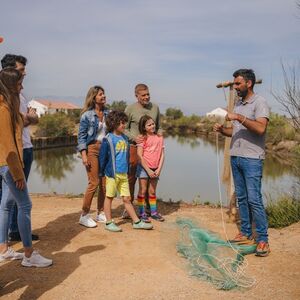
[0,67,52,267]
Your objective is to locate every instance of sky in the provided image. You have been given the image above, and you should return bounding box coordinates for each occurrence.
[1,0,299,115]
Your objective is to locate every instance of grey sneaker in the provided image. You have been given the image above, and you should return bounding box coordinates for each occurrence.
[21,250,53,268]
[0,247,24,262]
[105,221,122,232]
[132,220,153,230]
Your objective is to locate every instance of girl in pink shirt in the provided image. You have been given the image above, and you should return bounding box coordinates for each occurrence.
[136,115,165,222]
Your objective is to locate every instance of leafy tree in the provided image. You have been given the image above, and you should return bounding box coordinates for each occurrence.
[68,109,81,124]
[35,113,75,137]
[107,100,127,112]
[267,113,296,143]
[165,107,184,119]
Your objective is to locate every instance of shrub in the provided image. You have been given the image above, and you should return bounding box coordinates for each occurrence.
[107,100,127,112]
[35,113,76,137]
[68,109,81,124]
[266,196,300,228]
[267,113,296,143]
[165,107,184,120]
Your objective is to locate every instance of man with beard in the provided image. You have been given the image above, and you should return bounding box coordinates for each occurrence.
[214,69,270,257]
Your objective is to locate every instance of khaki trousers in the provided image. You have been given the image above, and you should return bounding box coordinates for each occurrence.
[82,142,106,213]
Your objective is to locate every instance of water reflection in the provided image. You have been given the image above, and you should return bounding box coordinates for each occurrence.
[28,136,298,202]
[165,133,223,150]
[34,147,77,182]
[263,155,296,179]
[169,134,201,148]
[173,133,298,180]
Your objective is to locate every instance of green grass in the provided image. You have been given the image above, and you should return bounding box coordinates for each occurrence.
[266,196,300,228]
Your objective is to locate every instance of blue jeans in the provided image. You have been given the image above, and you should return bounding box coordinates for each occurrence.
[231,156,268,242]
[9,147,33,234]
[0,166,32,247]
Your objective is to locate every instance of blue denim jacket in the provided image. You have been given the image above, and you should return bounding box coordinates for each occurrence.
[99,133,130,178]
[77,108,110,152]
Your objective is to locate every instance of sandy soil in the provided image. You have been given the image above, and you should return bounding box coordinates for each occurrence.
[0,195,299,300]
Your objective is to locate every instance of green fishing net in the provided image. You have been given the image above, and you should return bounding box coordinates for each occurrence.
[176,218,256,290]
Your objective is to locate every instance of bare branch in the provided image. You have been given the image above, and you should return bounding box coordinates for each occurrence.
[271,62,300,129]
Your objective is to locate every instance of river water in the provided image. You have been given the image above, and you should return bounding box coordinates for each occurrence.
[28,135,299,204]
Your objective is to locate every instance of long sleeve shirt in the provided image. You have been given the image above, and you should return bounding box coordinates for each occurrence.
[0,95,25,181]
[124,102,163,144]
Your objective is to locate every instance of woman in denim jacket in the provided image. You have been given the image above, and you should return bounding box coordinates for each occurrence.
[77,85,109,228]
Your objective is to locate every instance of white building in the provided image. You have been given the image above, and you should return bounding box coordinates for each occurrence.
[29,99,80,117]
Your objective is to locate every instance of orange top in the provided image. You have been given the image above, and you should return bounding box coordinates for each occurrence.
[0,95,24,181]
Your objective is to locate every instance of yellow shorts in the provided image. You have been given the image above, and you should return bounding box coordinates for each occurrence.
[106,173,130,198]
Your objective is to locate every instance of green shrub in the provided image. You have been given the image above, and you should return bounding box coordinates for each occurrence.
[292,144,300,155]
[68,109,81,124]
[266,196,300,228]
[35,113,75,137]
[107,100,127,112]
[165,107,184,120]
[267,113,296,143]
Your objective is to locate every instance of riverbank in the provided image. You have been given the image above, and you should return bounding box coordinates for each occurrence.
[0,195,299,299]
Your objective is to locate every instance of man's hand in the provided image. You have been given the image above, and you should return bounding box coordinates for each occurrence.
[135,135,144,144]
[213,122,233,137]
[213,123,223,133]
[225,113,239,122]
[24,107,39,126]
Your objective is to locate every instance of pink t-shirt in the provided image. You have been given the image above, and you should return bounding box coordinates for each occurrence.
[138,135,164,169]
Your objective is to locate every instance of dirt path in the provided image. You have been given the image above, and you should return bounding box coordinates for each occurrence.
[0,195,299,300]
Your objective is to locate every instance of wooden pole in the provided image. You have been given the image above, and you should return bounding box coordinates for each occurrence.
[216,79,262,89]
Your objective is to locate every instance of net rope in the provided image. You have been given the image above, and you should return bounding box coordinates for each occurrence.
[176,134,256,290]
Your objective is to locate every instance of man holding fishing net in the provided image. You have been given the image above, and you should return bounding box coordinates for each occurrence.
[214,69,270,257]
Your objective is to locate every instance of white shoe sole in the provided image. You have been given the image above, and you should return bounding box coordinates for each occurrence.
[21,260,53,268]
[0,255,24,262]
[95,219,106,223]
[79,221,97,228]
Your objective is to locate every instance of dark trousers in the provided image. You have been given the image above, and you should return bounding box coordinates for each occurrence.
[9,148,33,233]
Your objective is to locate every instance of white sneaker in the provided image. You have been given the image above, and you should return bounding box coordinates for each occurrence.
[0,247,24,262]
[79,214,97,228]
[95,211,107,223]
[21,250,53,268]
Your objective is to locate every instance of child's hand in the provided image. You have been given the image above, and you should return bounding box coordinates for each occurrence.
[148,170,156,178]
[154,170,160,177]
